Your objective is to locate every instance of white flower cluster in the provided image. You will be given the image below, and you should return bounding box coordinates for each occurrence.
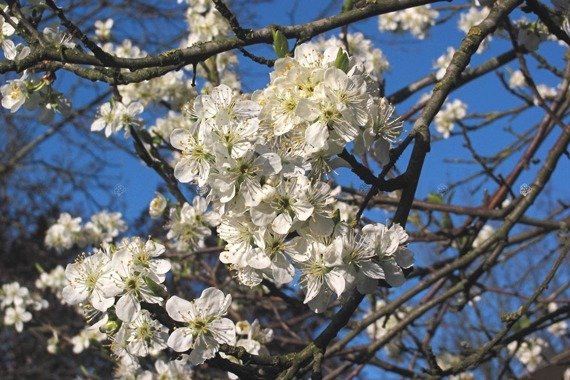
[225,319,274,379]
[184,0,229,44]
[70,316,107,354]
[35,265,66,300]
[534,84,558,105]
[166,196,220,251]
[472,224,495,249]
[168,42,411,312]
[378,5,439,39]
[316,32,390,81]
[515,19,551,51]
[94,18,113,42]
[365,300,409,359]
[1,69,70,120]
[458,5,491,53]
[0,12,30,61]
[1,282,48,332]
[91,100,144,137]
[436,353,475,380]
[181,0,240,92]
[45,211,127,251]
[433,47,456,81]
[131,355,193,379]
[434,99,467,139]
[62,237,172,369]
[546,302,568,337]
[507,337,548,372]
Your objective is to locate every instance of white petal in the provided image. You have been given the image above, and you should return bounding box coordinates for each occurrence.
[174,157,197,183]
[246,248,271,269]
[170,128,190,150]
[309,214,335,236]
[271,212,293,235]
[196,287,226,317]
[90,291,115,312]
[209,317,236,344]
[167,327,193,352]
[62,285,89,305]
[250,203,276,227]
[305,122,329,150]
[325,268,346,297]
[359,261,385,279]
[394,248,414,269]
[166,295,193,322]
[296,99,319,121]
[292,200,314,221]
[234,100,260,118]
[115,294,140,322]
[382,260,406,287]
[212,84,233,108]
[303,276,322,303]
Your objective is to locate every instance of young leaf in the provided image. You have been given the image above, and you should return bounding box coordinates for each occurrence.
[272,30,289,58]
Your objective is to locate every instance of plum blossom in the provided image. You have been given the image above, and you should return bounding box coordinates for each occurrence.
[361,223,414,287]
[1,73,29,113]
[4,306,32,332]
[163,42,413,297]
[62,247,115,312]
[435,99,467,139]
[95,18,114,41]
[378,5,439,39]
[91,101,144,137]
[508,337,548,372]
[149,192,168,218]
[166,288,236,365]
[44,213,82,251]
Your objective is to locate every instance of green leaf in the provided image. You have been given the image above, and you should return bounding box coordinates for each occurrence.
[334,48,350,73]
[143,276,168,298]
[512,316,531,331]
[426,192,444,204]
[272,30,289,58]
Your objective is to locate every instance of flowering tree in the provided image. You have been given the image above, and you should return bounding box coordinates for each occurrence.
[1,0,569,378]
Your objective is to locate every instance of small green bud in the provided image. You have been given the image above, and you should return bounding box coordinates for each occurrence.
[35,263,45,273]
[334,48,350,73]
[272,30,289,58]
[100,319,121,334]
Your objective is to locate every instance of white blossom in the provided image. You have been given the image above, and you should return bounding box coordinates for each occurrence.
[45,213,82,251]
[3,306,32,332]
[1,73,29,113]
[378,5,439,39]
[166,288,236,365]
[508,337,548,372]
[149,192,168,218]
[91,101,144,137]
[435,99,467,139]
[62,248,116,312]
[95,18,114,41]
[509,69,526,88]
